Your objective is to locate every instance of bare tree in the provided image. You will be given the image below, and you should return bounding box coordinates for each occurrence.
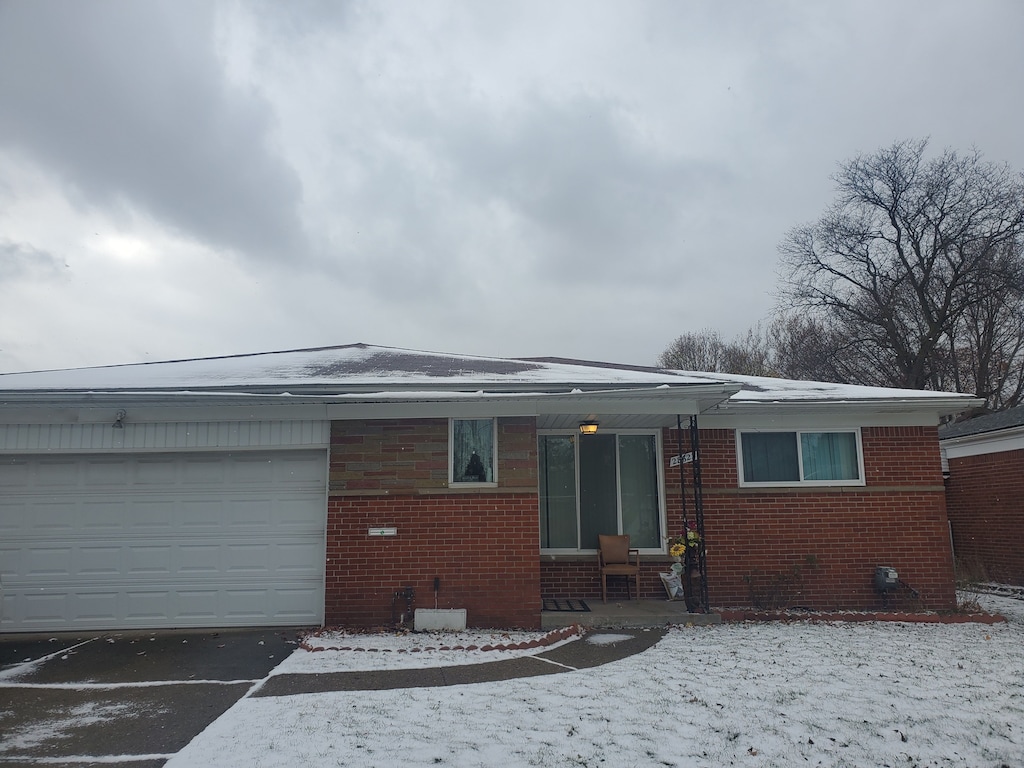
[658,329,729,371]
[659,322,798,378]
[777,139,1024,409]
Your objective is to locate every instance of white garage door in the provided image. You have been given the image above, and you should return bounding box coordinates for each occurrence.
[0,451,327,632]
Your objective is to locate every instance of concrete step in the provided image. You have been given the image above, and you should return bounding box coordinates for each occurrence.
[541,599,720,629]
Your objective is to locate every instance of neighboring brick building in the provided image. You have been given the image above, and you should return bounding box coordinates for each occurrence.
[941,406,1024,587]
[0,344,980,633]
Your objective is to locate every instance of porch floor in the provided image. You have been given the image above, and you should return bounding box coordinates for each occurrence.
[541,599,721,630]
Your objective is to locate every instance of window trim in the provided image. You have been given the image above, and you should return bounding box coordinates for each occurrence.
[538,428,667,554]
[736,428,865,487]
[449,417,498,487]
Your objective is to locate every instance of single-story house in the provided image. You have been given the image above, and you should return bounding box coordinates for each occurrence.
[940,405,1024,586]
[0,343,980,633]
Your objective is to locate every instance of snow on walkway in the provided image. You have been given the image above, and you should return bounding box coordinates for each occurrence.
[167,594,1024,767]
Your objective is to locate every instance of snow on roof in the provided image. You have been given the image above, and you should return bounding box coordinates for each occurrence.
[0,343,709,393]
[670,369,977,404]
[0,343,979,409]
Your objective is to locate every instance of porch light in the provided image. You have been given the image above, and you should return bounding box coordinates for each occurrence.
[579,421,599,435]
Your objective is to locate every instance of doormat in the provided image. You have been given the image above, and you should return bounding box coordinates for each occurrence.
[543,598,591,612]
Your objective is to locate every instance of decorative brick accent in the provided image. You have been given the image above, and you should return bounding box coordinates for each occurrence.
[946,449,1024,586]
[330,419,449,492]
[326,417,541,629]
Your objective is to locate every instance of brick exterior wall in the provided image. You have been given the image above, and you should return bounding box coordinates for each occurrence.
[542,425,956,611]
[327,416,956,627]
[946,449,1024,586]
[695,425,954,610]
[326,417,541,629]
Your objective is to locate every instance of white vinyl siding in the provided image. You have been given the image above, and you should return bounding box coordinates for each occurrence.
[0,420,330,454]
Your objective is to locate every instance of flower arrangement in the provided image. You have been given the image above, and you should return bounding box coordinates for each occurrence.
[666,525,700,558]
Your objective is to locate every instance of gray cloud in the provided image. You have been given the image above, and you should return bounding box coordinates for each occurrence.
[1,1,1023,373]
[0,240,62,279]
[0,0,305,261]
[443,95,731,285]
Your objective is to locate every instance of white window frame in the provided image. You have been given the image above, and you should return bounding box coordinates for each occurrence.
[538,429,667,554]
[449,417,498,487]
[736,428,866,488]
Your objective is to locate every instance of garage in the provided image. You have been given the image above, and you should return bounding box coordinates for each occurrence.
[0,449,328,632]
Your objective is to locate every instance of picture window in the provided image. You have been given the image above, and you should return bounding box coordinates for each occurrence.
[738,429,863,485]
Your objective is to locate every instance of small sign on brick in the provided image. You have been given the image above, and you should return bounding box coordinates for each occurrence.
[368,527,398,537]
[670,452,695,467]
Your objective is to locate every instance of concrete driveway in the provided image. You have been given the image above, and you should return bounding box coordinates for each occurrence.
[0,627,303,767]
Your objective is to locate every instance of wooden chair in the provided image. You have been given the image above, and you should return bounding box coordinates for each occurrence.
[597,534,640,603]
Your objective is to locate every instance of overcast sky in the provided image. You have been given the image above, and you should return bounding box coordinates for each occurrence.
[1,0,1022,373]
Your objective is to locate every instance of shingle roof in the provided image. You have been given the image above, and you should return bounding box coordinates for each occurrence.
[0,343,982,414]
[938,405,1024,439]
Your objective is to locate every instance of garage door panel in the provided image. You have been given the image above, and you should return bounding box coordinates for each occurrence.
[75,591,119,623]
[23,501,79,533]
[26,547,75,577]
[182,456,236,484]
[21,591,68,624]
[269,495,329,529]
[129,500,177,530]
[125,590,171,621]
[225,544,274,574]
[0,459,30,487]
[124,545,172,576]
[81,500,131,531]
[84,458,135,486]
[1,450,327,631]
[276,542,324,572]
[227,498,273,526]
[177,590,220,621]
[79,545,124,576]
[273,587,323,620]
[231,455,276,483]
[274,454,331,484]
[178,498,227,529]
[178,543,223,575]
[133,457,180,484]
[224,588,272,619]
[36,460,81,486]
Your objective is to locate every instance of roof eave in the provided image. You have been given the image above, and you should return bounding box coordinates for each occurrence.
[711,396,985,419]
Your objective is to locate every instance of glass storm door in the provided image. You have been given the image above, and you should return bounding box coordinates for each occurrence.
[539,433,661,550]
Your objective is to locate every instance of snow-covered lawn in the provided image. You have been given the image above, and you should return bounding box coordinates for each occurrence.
[167,593,1024,767]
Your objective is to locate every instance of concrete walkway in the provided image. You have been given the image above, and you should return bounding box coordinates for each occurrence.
[0,625,674,765]
[255,627,666,696]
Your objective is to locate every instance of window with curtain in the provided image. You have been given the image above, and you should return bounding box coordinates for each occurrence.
[739,429,862,485]
[538,431,663,551]
[451,418,495,484]
[800,431,859,481]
